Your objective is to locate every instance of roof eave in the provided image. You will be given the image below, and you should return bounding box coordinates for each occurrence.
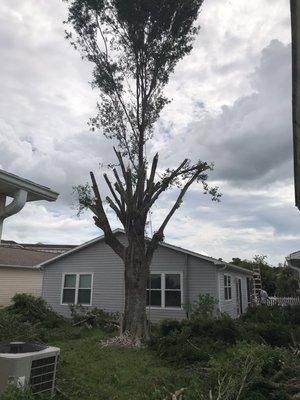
[0,264,41,270]
[0,169,59,202]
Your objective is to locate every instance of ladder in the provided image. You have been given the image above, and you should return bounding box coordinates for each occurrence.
[252,265,262,300]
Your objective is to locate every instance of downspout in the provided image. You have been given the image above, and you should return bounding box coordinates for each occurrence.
[185,253,189,318]
[0,189,28,243]
[216,264,227,314]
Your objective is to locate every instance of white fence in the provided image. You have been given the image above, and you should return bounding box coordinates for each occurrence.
[267,297,300,306]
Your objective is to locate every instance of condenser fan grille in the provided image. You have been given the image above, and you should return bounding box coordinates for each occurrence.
[30,356,57,394]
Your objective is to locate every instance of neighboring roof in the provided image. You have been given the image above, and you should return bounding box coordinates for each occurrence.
[288,250,300,258]
[286,250,300,270]
[0,246,57,269]
[40,229,252,275]
[0,240,75,254]
[0,169,58,202]
[291,0,300,210]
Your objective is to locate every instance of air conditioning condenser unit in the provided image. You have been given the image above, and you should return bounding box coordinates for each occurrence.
[0,341,60,395]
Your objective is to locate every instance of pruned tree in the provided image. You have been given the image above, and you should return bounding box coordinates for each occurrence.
[64,0,221,342]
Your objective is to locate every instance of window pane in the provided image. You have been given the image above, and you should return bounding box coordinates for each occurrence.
[228,287,232,299]
[165,290,181,307]
[165,274,181,290]
[63,288,76,303]
[64,274,76,288]
[147,274,161,289]
[79,274,92,288]
[146,290,161,306]
[78,289,91,304]
[225,287,228,300]
[224,275,227,287]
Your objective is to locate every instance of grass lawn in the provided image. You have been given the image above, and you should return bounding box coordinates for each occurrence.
[48,328,189,400]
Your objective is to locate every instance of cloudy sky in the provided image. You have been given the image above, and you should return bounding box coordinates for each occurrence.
[0,0,298,265]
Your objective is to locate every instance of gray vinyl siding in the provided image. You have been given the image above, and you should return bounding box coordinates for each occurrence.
[42,240,124,318]
[187,255,218,306]
[218,270,250,318]
[42,239,187,321]
[147,245,187,322]
[42,234,252,321]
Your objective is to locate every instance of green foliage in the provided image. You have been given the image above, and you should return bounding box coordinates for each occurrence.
[0,386,53,400]
[231,255,299,297]
[69,305,120,332]
[152,306,300,366]
[241,304,300,326]
[64,0,204,161]
[276,267,299,297]
[8,293,63,328]
[151,314,238,365]
[238,305,300,348]
[0,310,46,342]
[50,329,188,400]
[189,293,217,321]
[186,343,299,400]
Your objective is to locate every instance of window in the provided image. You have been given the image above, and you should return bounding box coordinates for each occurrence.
[62,274,92,305]
[147,274,161,307]
[147,273,182,308]
[224,274,232,300]
[246,277,252,305]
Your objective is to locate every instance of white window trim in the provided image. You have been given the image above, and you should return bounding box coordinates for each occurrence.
[61,272,94,306]
[146,271,183,310]
[224,274,232,301]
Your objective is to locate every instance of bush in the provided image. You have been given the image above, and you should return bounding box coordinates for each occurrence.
[69,305,120,332]
[237,305,300,348]
[0,310,46,342]
[189,293,218,321]
[8,294,63,328]
[185,343,299,400]
[151,315,238,365]
[241,305,300,326]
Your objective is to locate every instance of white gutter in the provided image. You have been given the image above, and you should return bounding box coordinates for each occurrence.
[0,170,59,242]
[0,190,28,243]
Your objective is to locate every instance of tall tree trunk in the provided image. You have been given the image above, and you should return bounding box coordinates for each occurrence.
[121,233,150,343]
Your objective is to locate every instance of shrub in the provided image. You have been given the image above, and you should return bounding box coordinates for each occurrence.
[0,310,46,342]
[151,315,238,365]
[69,305,120,332]
[8,294,63,328]
[156,319,182,337]
[186,343,299,400]
[241,305,299,326]
[0,386,53,400]
[237,305,300,348]
[189,293,217,321]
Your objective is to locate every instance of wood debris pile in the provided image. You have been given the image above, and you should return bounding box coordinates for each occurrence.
[100,331,142,348]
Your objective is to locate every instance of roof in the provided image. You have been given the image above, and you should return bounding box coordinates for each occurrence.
[0,240,75,254]
[287,250,300,259]
[291,0,300,210]
[286,250,300,270]
[0,246,57,269]
[0,169,58,202]
[40,229,253,275]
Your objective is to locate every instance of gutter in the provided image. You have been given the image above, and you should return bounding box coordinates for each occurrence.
[0,264,41,270]
[214,261,253,275]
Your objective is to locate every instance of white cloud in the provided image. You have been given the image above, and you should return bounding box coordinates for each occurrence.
[0,0,296,265]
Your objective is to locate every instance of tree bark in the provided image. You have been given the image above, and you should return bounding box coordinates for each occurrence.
[121,231,150,343]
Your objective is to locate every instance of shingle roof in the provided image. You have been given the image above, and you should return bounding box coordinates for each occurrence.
[0,240,75,254]
[0,246,57,269]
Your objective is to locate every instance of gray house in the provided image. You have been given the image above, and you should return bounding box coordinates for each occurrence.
[41,230,253,321]
[286,250,300,289]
